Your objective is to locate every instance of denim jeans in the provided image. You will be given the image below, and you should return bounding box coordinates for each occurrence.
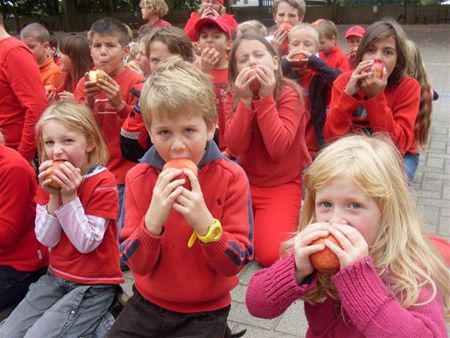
[0,266,47,311]
[0,271,116,338]
[403,153,420,183]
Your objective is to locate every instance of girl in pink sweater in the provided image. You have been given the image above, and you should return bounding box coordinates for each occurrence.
[246,134,449,337]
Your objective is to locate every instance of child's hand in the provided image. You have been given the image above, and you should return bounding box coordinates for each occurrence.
[199,6,219,18]
[57,91,76,103]
[272,28,289,53]
[97,76,126,112]
[360,62,387,98]
[83,74,101,107]
[144,168,185,236]
[326,223,369,269]
[171,169,214,235]
[255,64,276,98]
[199,46,220,73]
[293,222,330,283]
[45,85,57,102]
[235,66,257,102]
[344,60,372,96]
[54,162,82,203]
[38,160,61,195]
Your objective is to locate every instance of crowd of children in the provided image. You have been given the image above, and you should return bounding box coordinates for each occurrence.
[0,2,448,336]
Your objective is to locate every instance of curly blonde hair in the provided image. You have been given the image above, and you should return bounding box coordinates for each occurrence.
[284,134,449,320]
[140,0,169,18]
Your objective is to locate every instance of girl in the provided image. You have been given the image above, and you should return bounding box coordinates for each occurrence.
[138,0,171,36]
[0,103,123,338]
[183,0,238,41]
[246,134,449,337]
[224,33,310,267]
[323,18,421,182]
[55,34,93,103]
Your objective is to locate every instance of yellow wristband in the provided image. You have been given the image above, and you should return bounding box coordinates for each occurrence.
[187,219,223,248]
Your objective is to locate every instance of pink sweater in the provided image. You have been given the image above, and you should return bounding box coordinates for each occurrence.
[246,254,447,337]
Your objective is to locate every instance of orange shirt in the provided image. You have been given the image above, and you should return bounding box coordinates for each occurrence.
[40,56,63,88]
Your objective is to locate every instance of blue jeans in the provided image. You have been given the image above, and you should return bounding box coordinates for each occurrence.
[0,266,47,311]
[0,271,116,338]
[403,153,420,183]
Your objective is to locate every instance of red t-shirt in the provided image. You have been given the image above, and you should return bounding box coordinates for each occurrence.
[35,167,123,285]
[0,145,48,271]
[0,37,48,161]
[74,68,144,184]
[320,45,351,73]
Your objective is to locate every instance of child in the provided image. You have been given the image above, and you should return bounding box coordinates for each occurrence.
[315,19,351,73]
[282,23,341,155]
[138,0,171,36]
[194,16,233,151]
[55,34,93,102]
[345,25,365,69]
[0,132,48,311]
[183,0,238,41]
[74,17,144,233]
[225,33,310,267]
[323,18,421,182]
[0,102,123,337]
[108,56,253,337]
[245,134,449,336]
[268,0,306,57]
[20,23,64,89]
[134,38,151,77]
[120,26,194,163]
[237,20,268,37]
[0,16,48,162]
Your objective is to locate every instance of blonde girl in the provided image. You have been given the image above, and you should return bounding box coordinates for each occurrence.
[225,33,310,267]
[138,0,171,36]
[0,102,123,338]
[246,134,449,337]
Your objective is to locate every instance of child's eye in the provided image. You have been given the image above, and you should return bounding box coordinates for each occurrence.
[44,140,54,146]
[318,201,332,208]
[64,139,74,144]
[349,202,361,209]
[158,130,170,136]
[185,128,195,133]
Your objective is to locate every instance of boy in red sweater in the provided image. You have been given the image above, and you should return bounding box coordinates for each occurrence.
[108,56,253,338]
[20,23,63,90]
[315,19,351,73]
[194,16,232,152]
[0,17,48,162]
[74,18,144,254]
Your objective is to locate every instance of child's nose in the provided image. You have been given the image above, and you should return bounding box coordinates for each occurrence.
[171,137,186,151]
[328,209,345,225]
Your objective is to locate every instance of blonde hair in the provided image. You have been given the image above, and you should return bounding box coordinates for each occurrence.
[36,103,109,172]
[285,134,450,319]
[405,39,432,149]
[273,0,306,21]
[140,56,217,128]
[314,19,337,40]
[237,20,268,37]
[289,23,319,48]
[140,0,169,17]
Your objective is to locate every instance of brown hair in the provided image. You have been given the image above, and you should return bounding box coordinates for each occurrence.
[356,18,408,88]
[272,0,306,21]
[314,19,337,40]
[59,34,93,88]
[89,17,130,47]
[143,26,194,62]
[20,22,50,43]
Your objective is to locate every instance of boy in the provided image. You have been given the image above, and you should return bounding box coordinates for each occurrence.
[108,56,253,337]
[0,17,48,162]
[345,24,365,69]
[194,16,232,152]
[282,23,341,155]
[315,19,351,73]
[20,23,63,89]
[74,17,144,251]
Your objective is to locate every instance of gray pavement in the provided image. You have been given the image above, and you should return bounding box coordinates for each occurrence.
[122,24,450,337]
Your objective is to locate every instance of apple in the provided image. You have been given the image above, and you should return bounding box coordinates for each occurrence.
[45,160,66,190]
[290,52,308,69]
[310,234,341,273]
[372,60,384,79]
[162,158,198,190]
[87,69,107,83]
[249,66,261,97]
[279,22,293,33]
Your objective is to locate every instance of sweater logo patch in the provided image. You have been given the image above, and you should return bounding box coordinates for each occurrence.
[353,104,368,118]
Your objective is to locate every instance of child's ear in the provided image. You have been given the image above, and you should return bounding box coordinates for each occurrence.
[123,45,130,59]
[207,122,215,141]
[146,125,155,144]
[272,54,279,70]
[225,38,233,52]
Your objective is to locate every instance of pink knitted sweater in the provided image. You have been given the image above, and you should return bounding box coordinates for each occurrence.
[246,254,447,337]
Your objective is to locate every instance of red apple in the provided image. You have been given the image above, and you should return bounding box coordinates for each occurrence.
[279,22,293,32]
[291,52,308,68]
[310,234,341,273]
[372,60,384,79]
[163,158,198,190]
[249,66,261,97]
[45,160,66,190]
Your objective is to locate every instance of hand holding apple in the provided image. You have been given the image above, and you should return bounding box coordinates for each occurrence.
[44,160,66,190]
[310,234,341,273]
[372,60,384,79]
[249,66,261,97]
[163,158,198,190]
[290,52,308,69]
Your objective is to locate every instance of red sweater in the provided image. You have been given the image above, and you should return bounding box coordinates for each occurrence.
[120,142,253,313]
[324,72,420,154]
[224,87,310,187]
[74,68,144,184]
[319,45,351,73]
[184,12,238,41]
[35,167,123,285]
[246,254,447,337]
[0,37,48,161]
[0,145,48,271]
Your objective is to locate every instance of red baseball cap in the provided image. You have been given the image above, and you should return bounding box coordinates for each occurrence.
[345,25,365,39]
[194,16,232,41]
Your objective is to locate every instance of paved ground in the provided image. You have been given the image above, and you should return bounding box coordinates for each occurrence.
[121,24,450,337]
